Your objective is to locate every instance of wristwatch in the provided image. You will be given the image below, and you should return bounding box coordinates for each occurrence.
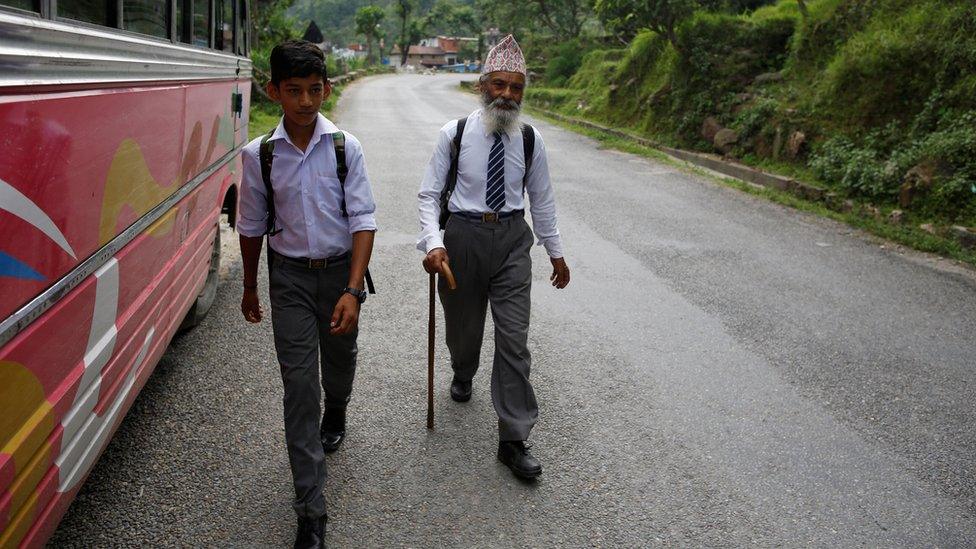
[342,286,367,304]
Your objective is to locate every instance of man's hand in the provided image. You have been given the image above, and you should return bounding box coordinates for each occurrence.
[423,247,450,275]
[330,293,360,336]
[550,257,570,289]
[241,288,263,323]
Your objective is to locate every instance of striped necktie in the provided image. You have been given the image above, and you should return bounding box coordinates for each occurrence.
[486,131,506,212]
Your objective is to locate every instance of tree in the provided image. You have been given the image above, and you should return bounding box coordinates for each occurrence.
[251,0,300,51]
[355,5,386,64]
[395,0,420,66]
[478,0,587,40]
[595,0,694,51]
[426,1,484,59]
[796,0,809,22]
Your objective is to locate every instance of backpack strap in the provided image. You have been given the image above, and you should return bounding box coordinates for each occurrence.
[439,117,467,229]
[259,134,281,236]
[521,123,535,194]
[333,131,348,218]
[333,130,376,294]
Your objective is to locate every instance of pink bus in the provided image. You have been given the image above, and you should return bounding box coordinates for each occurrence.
[0,2,251,546]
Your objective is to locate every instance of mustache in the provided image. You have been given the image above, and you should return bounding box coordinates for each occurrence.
[487,96,520,110]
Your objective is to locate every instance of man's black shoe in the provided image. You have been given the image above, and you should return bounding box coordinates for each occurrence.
[450,378,472,402]
[294,514,326,549]
[497,441,543,479]
[320,407,346,453]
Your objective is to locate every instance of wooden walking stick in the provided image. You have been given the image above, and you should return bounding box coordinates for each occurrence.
[428,262,456,429]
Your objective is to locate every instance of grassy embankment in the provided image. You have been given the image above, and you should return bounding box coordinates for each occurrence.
[526,0,976,265]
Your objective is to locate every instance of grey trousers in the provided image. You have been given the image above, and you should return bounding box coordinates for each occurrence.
[268,251,358,519]
[439,212,539,441]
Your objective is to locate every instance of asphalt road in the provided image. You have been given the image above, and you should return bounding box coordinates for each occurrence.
[51,74,976,547]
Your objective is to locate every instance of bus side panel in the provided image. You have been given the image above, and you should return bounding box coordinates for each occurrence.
[0,161,238,548]
[0,79,244,548]
[0,86,186,324]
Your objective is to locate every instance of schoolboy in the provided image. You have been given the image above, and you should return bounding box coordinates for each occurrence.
[237,39,377,549]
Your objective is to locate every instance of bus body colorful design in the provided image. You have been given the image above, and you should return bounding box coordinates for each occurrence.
[0,3,252,546]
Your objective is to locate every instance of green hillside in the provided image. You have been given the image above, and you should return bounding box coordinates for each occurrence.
[528,0,976,226]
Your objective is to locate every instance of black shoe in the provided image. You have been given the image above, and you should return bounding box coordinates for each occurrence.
[294,514,326,549]
[450,378,472,402]
[497,441,543,479]
[320,407,346,453]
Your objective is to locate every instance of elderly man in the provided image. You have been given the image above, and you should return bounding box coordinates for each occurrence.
[417,35,570,479]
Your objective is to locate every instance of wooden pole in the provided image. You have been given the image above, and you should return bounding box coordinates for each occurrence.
[427,263,456,430]
[427,273,435,430]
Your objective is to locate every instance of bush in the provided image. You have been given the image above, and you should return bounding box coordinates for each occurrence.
[544,41,586,88]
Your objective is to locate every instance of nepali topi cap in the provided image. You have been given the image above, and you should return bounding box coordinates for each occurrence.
[483,34,526,75]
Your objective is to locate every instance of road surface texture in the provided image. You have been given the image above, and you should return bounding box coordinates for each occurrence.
[52,74,976,547]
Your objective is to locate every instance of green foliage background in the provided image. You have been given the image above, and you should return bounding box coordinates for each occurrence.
[527,0,976,225]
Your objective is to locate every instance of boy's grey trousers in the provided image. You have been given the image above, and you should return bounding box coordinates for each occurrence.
[269,250,357,519]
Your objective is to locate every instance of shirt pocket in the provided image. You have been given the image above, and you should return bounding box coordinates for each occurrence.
[313,174,345,216]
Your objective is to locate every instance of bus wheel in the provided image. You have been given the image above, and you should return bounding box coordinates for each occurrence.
[179,226,221,331]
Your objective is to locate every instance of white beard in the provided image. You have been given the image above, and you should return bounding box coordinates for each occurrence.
[481,94,521,135]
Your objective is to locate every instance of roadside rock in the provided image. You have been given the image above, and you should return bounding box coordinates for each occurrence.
[786,131,806,159]
[714,129,740,154]
[888,209,904,224]
[899,161,940,208]
[753,71,784,85]
[952,226,976,249]
[701,117,723,143]
[920,223,937,235]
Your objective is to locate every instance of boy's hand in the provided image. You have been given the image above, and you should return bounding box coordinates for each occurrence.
[241,288,263,323]
[330,293,360,335]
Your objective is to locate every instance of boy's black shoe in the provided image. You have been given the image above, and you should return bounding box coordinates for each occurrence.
[320,407,346,453]
[294,514,326,549]
[450,378,472,402]
[497,441,543,479]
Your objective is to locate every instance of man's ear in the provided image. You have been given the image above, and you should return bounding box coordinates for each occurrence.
[266,81,280,103]
[323,81,333,101]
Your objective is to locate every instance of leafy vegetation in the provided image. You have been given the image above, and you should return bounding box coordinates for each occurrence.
[526,0,976,229]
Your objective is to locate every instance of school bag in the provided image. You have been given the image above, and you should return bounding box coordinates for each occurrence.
[439,118,536,229]
[259,131,376,294]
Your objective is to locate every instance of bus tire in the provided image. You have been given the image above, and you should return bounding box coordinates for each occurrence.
[179,226,221,332]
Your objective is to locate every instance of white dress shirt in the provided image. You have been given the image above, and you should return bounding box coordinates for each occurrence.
[417,109,564,258]
[238,114,377,258]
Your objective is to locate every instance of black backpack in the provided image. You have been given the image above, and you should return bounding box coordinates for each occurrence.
[259,132,375,293]
[438,118,536,229]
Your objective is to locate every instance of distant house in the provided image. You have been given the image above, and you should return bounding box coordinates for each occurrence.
[332,43,368,61]
[392,36,478,68]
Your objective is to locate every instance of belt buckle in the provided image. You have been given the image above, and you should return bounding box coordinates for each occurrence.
[308,258,327,269]
[482,212,499,223]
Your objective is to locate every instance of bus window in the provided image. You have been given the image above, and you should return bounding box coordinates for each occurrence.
[236,0,248,55]
[123,0,169,39]
[0,0,37,11]
[215,0,234,53]
[193,0,209,47]
[59,1,114,26]
[176,0,188,43]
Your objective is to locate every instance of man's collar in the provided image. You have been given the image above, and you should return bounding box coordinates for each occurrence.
[474,108,521,138]
[269,113,340,147]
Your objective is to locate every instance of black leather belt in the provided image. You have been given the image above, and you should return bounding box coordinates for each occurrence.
[451,209,524,223]
[272,249,350,269]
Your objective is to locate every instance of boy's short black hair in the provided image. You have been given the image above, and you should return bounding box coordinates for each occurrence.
[270,40,328,85]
